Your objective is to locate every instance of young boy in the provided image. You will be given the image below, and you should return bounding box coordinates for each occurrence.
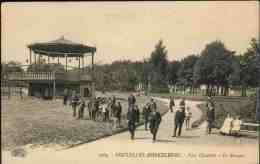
[185,107,192,130]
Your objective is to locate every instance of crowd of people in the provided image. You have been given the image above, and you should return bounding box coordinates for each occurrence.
[63,90,239,142]
[63,91,123,128]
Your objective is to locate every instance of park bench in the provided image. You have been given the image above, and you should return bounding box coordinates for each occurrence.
[239,122,259,133]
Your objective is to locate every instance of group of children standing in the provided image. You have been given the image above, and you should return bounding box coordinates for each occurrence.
[63,91,123,127]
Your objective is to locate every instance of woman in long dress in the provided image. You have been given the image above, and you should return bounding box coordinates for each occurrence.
[220,113,233,135]
[231,116,242,136]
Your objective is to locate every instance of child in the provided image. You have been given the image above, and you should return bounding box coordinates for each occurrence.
[185,107,192,130]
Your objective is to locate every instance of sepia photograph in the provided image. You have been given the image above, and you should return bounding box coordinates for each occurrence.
[1,1,259,164]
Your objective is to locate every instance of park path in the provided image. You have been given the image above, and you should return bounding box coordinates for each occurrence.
[2,98,258,164]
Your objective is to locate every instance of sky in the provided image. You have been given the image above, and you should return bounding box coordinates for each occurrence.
[1,1,259,66]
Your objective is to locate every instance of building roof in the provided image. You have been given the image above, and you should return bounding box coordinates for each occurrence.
[28,36,96,57]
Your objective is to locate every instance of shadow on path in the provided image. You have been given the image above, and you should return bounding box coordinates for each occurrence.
[155,139,176,143]
[134,137,150,140]
[177,135,200,139]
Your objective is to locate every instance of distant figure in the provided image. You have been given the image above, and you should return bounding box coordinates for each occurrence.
[206,96,214,109]
[143,103,151,130]
[116,102,122,127]
[112,95,116,106]
[173,99,186,137]
[220,113,233,135]
[128,93,136,109]
[127,106,137,140]
[93,97,100,121]
[78,98,86,119]
[71,93,80,117]
[149,107,162,142]
[134,105,140,123]
[111,101,118,129]
[150,98,157,111]
[206,102,215,134]
[169,96,175,113]
[105,103,110,122]
[185,107,192,130]
[87,101,92,119]
[102,104,107,121]
[63,89,68,106]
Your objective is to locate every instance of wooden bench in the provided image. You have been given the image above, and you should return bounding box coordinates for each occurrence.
[239,122,259,134]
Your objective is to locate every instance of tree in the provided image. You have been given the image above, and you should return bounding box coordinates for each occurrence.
[193,40,236,96]
[149,39,169,92]
[1,61,24,78]
[239,38,260,96]
[167,60,181,86]
[27,63,65,73]
[177,55,199,94]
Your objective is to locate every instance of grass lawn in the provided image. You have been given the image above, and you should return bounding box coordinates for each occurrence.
[1,94,168,150]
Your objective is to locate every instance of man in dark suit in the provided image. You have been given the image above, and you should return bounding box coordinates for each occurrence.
[206,103,215,134]
[116,102,122,127]
[128,93,136,109]
[127,106,137,140]
[173,99,186,137]
[169,96,175,113]
[143,103,151,130]
[149,108,162,142]
[134,105,140,123]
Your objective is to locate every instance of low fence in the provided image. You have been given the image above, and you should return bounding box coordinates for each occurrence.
[5,72,91,82]
[7,72,55,81]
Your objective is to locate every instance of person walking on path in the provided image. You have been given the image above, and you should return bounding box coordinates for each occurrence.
[116,102,122,127]
[150,98,157,110]
[143,103,151,130]
[63,89,69,106]
[149,107,162,142]
[185,107,192,130]
[169,96,175,113]
[206,102,215,134]
[134,105,140,124]
[128,93,136,110]
[173,98,186,137]
[127,106,137,140]
[111,101,118,129]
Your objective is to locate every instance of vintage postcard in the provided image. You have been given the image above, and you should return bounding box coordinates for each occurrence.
[1,1,259,164]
